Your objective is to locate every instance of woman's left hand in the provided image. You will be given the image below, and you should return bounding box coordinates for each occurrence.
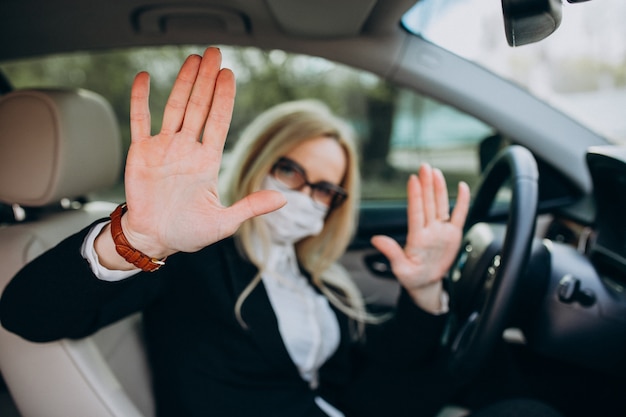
[371,164,470,314]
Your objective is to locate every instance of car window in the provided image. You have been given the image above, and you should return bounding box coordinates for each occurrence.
[1,45,492,203]
[384,90,492,200]
[402,0,626,144]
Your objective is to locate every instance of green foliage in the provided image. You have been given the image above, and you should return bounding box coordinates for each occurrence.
[0,45,400,192]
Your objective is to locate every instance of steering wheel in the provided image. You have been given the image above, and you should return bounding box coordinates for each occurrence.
[445,145,539,379]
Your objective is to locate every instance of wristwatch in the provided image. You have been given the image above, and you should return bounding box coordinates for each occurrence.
[109,203,166,272]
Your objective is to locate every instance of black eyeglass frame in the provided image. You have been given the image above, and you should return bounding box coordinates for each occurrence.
[271,157,348,209]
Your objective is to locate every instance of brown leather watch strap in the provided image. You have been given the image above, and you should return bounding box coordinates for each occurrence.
[110,203,166,272]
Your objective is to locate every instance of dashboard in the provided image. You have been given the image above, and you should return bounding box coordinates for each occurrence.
[586,146,626,282]
[523,146,626,375]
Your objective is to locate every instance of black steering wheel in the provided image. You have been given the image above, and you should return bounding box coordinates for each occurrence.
[445,145,539,379]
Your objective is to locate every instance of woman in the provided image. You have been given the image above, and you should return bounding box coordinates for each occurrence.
[0,48,559,417]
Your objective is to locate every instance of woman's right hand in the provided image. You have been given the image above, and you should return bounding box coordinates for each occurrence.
[95,47,286,268]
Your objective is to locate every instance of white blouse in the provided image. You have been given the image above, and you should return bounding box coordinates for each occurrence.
[260,243,343,416]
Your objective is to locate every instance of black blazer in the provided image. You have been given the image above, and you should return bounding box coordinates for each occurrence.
[0,221,450,417]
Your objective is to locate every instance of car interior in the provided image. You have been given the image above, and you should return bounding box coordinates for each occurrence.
[0,88,154,416]
[0,79,470,417]
[0,0,625,416]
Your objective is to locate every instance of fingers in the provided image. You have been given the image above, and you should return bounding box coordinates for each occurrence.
[432,168,450,221]
[202,68,236,154]
[180,48,228,139]
[407,174,425,231]
[160,47,230,140]
[450,181,470,228]
[408,164,470,231]
[130,71,152,141]
[410,164,452,227]
[418,164,437,224]
[161,54,202,135]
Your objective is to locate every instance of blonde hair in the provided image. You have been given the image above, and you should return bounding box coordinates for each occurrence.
[221,100,381,331]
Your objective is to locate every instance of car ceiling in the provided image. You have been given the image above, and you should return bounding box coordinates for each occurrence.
[0,0,415,61]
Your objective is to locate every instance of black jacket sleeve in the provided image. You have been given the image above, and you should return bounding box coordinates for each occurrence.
[0,221,165,342]
[360,289,448,368]
[331,290,453,417]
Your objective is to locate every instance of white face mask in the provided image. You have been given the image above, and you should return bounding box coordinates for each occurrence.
[260,175,327,244]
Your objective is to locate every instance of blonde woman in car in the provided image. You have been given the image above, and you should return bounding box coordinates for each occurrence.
[1,47,562,417]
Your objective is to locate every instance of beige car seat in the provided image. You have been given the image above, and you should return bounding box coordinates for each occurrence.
[0,89,154,417]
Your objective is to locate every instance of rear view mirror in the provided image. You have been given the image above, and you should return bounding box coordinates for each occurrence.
[501,0,562,46]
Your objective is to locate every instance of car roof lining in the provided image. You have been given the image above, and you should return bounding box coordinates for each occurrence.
[265,0,378,38]
[0,0,416,62]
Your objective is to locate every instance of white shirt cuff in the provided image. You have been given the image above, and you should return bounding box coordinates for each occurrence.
[315,396,344,417]
[434,290,450,315]
[80,221,140,282]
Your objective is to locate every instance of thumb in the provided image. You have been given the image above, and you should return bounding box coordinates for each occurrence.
[227,189,286,226]
[371,235,405,265]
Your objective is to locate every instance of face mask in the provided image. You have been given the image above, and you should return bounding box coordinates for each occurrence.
[260,175,327,244]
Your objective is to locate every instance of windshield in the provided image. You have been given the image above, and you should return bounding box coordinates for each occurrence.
[402,0,626,144]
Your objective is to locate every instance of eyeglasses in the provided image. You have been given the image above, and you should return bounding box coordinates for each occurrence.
[271,157,348,209]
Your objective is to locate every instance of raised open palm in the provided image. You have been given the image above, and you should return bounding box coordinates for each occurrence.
[121,47,286,258]
[372,164,470,312]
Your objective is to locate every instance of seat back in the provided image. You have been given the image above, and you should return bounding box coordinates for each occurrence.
[0,89,154,417]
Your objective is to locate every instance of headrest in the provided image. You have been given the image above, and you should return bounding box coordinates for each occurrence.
[0,89,122,206]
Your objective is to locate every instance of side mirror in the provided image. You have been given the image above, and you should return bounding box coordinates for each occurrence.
[501,0,562,46]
